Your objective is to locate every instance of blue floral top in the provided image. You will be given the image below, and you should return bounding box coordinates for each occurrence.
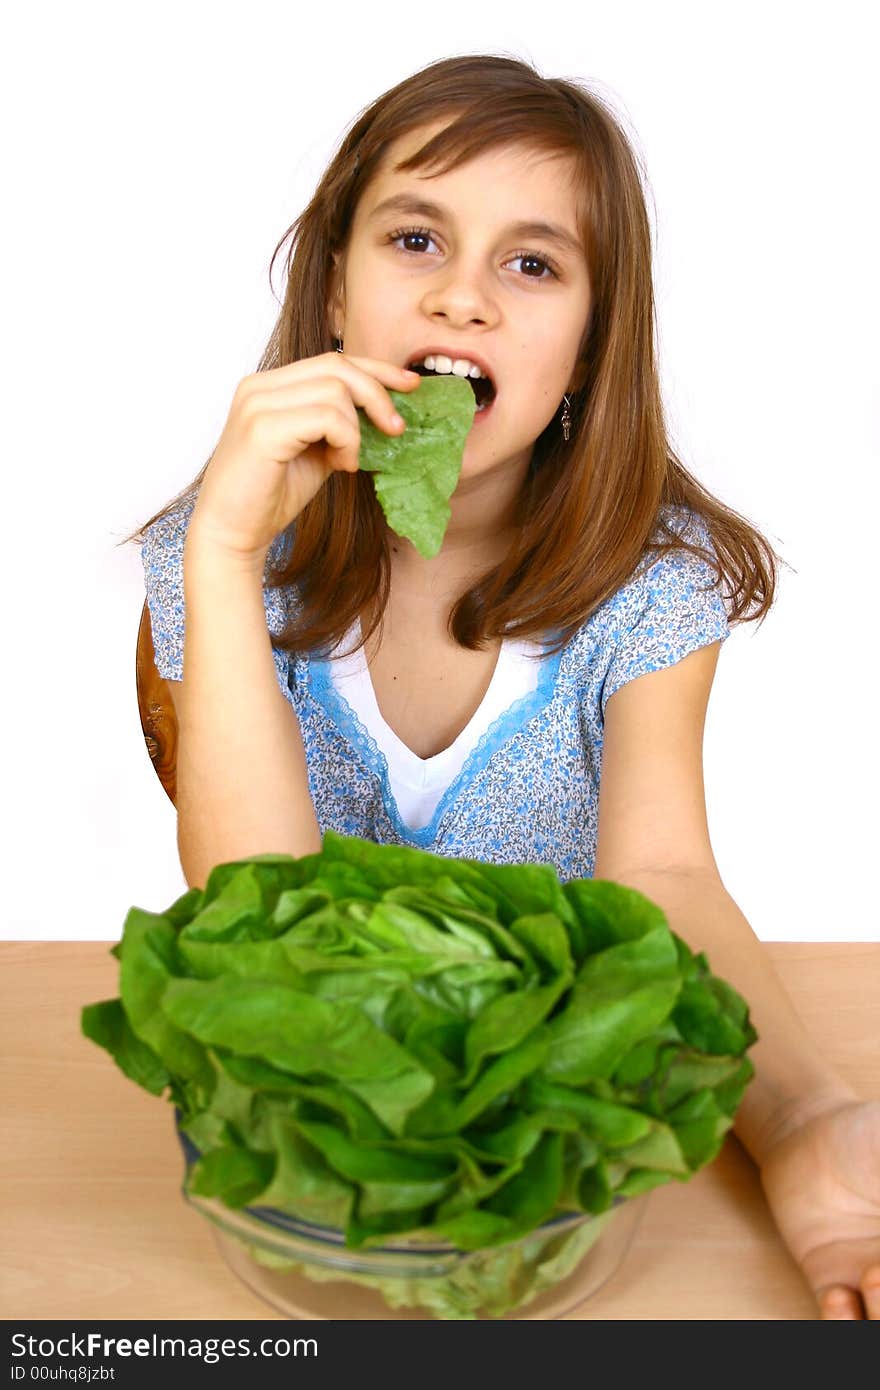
[141,495,729,882]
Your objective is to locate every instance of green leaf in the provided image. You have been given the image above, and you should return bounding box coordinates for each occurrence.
[542,929,682,1082]
[482,1131,566,1236]
[411,959,522,1021]
[672,978,753,1055]
[507,912,574,978]
[463,979,567,1083]
[615,1167,677,1198]
[432,1151,527,1222]
[657,1051,748,1110]
[359,899,493,960]
[429,1206,520,1251]
[180,1110,234,1152]
[453,1028,551,1130]
[523,1077,653,1147]
[180,863,271,942]
[712,1056,756,1117]
[615,1122,689,1175]
[117,910,214,1091]
[319,832,516,921]
[164,886,205,927]
[160,976,435,1135]
[177,935,307,987]
[187,1144,275,1208]
[562,879,670,956]
[248,1109,356,1228]
[216,1052,391,1141]
[386,888,538,977]
[294,1118,455,1187]
[294,1119,455,1220]
[611,1022,683,1088]
[380,888,499,960]
[579,1160,614,1214]
[471,861,578,931]
[80,999,170,1096]
[357,374,476,558]
[198,855,316,923]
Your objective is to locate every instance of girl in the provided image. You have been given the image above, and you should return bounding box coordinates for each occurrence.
[130,54,879,1318]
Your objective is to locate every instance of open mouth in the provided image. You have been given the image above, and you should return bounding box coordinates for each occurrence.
[407,363,497,413]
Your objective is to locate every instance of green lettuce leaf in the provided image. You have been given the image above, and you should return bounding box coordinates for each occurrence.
[358,374,476,557]
[81,999,170,1096]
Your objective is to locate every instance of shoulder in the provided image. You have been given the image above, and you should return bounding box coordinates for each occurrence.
[140,491,197,573]
[559,505,728,696]
[572,505,722,635]
[140,490,299,685]
[140,491,294,600]
[636,503,721,591]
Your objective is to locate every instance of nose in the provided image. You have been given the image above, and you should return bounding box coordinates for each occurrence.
[419,256,497,329]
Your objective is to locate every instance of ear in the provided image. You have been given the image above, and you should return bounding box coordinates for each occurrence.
[326,251,346,339]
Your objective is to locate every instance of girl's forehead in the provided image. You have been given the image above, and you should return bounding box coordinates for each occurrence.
[364,126,582,228]
[384,120,575,178]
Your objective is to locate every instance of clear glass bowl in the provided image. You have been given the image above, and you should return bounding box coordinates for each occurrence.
[176,1122,648,1320]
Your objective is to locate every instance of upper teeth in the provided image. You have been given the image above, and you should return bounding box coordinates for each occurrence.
[412,354,488,380]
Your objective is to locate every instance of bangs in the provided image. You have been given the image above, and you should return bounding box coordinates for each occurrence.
[394,106,582,180]
[387,105,594,254]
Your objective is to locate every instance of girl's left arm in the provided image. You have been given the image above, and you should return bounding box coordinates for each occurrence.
[595,641,880,1318]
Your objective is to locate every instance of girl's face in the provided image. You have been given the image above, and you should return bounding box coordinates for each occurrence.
[331,120,591,486]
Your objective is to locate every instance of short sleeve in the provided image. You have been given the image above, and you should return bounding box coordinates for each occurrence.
[140,493,296,694]
[600,510,730,716]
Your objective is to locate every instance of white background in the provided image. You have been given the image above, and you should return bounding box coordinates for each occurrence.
[3,0,877,941]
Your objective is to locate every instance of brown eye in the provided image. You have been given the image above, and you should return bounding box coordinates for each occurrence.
[509,252,558,280]
[388,226,436,256]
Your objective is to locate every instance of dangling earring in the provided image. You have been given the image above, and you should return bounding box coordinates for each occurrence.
[561,394,572,442]
[335,336,344,353]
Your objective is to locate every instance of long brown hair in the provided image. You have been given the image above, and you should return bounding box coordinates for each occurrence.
[124,52,782,660]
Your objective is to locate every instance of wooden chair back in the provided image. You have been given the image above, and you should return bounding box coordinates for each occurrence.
[136,600,178,805]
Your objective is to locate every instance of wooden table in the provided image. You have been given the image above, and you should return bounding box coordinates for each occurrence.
[3,942,877,1321]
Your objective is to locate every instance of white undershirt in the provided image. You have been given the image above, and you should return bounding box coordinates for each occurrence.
[328,619,545,830]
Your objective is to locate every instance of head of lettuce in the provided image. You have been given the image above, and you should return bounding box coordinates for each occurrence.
[81,831,757,1317]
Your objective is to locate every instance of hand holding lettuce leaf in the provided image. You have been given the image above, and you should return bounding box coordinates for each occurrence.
[358,374,475,558]
[82,832,758,1316]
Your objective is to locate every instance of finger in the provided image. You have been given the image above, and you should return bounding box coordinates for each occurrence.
[248,357,419,438]
[250,378,406,449]
[817,1284,864,1319]
[245,353,421,401]
[252,401,362,474]
[862,1264,880,1320]
[245,352,420,383]
[245,383,362,470]
[339,353,423,389]
[322,354,422,435]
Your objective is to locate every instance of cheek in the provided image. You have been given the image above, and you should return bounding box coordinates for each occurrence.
[520,343,569,400]
[346,257,404,319]
[524,374,565,414]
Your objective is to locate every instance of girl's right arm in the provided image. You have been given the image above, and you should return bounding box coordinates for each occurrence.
[168,351,421,888]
